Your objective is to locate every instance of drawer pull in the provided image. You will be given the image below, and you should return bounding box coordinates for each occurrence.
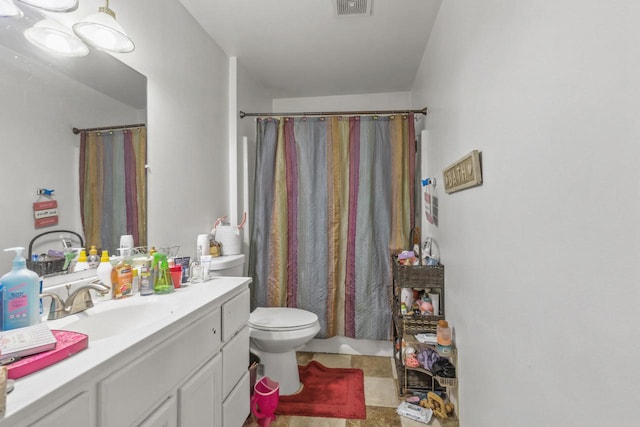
[212,328,217,335]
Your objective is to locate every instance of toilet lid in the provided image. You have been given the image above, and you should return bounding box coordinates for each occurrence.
[249,307,318,331]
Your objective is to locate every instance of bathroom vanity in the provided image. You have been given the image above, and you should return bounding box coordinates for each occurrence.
[0,276,251,427]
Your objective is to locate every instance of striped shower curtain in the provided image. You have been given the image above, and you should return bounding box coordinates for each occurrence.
[79,127,147,254]
[249,115,415,340]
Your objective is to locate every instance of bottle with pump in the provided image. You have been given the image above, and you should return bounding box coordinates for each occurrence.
[87,245,100,269]
[111,258,133,299]
[1,247,41,330]
[153,253,174,294]
[95,250,113,301]
[73,250,89,272]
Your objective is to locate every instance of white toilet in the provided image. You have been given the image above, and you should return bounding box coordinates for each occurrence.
[208,254,321,396]
[248,307,320,395]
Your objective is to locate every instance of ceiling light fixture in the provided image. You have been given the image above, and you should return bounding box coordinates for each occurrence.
[16,0,78,13]
[72,0,134,53]
[0,0,23,18]
[25,18,89,57]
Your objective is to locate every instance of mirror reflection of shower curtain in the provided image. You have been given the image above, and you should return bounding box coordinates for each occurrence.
[249,115,415,340]
[79,127,147,254]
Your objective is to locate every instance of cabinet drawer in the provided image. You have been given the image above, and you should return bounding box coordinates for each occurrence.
[222,371,250,427]
[222,288,249,342]
[99,307,221,426]
[138,395,177,427]
[222,325,249,398]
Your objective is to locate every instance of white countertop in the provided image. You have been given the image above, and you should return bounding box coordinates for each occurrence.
[2,276,251,422]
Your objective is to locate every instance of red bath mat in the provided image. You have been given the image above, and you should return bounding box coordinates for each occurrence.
[276,360,366,419]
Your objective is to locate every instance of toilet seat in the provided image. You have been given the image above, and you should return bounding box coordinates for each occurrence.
[249,307,318,332]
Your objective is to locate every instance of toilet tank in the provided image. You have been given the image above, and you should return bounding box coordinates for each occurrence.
[209,254,245,276]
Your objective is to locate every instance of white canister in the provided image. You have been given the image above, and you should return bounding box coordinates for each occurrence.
[214,225,242,255]
[196,234,210,257]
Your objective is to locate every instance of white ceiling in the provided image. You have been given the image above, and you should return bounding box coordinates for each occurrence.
[177,0,442,98]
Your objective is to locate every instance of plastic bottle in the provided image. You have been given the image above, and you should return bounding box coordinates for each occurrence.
[95,250,113,302]
[111,258,133,299]
[139,260,153,296]
[87,245,100,269]
[153,254,174,294]
[436,319,452,355]
[1,247,41,330]
[73,250,89,272]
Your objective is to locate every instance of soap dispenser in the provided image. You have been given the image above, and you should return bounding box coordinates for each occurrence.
[1,247,41,330]
[153,254,174,294]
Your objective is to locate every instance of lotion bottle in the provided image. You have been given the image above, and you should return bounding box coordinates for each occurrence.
[153,254,173,294]
[1,247,40,330]
[73,250,89,272]
[95,250,113,301]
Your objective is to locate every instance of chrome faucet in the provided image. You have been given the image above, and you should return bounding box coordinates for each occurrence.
[41,279,111,320]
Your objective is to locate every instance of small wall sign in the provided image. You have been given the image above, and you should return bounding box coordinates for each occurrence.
[443,150,483,194]
[33,200,58,228]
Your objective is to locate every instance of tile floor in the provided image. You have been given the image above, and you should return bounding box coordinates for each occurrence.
[243,352,459,427]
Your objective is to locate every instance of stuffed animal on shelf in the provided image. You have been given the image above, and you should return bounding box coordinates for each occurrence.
[418,299,433,315]
[420,392,455,420]
[404,346,420,368]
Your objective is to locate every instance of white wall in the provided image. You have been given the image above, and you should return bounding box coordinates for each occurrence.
[411,1,640,426]
[273,91,411,113]
[236,61,282,263]
[112,0,230,260]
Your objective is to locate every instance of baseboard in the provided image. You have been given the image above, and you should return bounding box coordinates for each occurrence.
[301,336,393,357]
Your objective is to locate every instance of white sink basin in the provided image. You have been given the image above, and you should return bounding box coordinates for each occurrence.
[48,295,177,341]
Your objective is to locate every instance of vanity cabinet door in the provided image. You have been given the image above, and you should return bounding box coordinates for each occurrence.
[178,354,222,427]
[222,371,250,427]
[138,395,177,427]
[29,391,93,427]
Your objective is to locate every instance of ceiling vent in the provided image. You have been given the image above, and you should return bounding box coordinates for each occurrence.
[334,0,372,17]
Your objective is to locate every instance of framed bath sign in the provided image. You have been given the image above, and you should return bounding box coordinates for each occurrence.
[443,150,483,194]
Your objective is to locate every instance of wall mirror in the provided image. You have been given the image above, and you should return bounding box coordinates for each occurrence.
[0,5,147,274]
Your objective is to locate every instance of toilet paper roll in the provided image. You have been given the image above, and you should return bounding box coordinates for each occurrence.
[196,234,210,257]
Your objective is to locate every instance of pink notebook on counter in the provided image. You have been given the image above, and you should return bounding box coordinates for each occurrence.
[6,330,88,380]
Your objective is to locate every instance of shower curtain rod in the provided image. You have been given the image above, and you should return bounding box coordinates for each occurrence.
[72,123,146,134]
[239,107,427,119]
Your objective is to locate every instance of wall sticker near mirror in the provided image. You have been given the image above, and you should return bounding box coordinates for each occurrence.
[0,2,147,273]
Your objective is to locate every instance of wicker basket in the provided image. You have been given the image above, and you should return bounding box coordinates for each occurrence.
[27,255,66,277]
[27,229,84,277]
[398,314,442,334]
[398,365,446,394]
[392,257,444,288]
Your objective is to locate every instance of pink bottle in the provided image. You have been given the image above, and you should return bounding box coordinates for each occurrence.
[250,377,280,427]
